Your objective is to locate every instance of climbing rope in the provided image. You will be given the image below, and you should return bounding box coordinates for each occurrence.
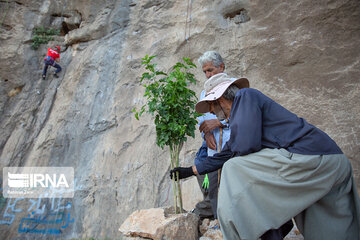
[184,0,193,58]
[60,0,66,37]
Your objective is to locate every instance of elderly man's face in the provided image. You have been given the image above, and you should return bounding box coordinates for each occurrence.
[209,97,232,121]
[202,62,224,79]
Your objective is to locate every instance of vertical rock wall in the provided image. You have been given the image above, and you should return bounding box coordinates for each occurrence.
[0,0,359,238]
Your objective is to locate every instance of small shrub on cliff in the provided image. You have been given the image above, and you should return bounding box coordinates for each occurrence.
[133,55,200,213]
[31,27,60,50]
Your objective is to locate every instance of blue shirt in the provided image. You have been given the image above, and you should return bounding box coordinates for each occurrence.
[196,88,342,174]
[197,90,231,157]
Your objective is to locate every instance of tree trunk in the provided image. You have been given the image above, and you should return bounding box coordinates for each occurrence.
[170,142,184,214]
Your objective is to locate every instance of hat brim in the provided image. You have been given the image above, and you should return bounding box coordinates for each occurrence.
[195,77,249,113]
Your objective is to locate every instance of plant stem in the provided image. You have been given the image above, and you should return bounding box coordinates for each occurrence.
[170,145,178,214]
[175,142,184,213]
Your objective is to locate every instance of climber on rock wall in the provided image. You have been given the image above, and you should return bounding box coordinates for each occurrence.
[42,45,62,80]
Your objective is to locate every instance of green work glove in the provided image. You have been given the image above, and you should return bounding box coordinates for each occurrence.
[202,174,209,191]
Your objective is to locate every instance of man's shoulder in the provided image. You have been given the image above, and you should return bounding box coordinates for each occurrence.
[235,88,270,106]
[238,88,263,96]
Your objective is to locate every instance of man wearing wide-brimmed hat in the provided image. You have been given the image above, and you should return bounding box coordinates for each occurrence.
[192,51,233,220]
[170,73,360,240]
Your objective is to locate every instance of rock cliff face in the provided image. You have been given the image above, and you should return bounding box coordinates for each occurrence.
[0,0,359,238]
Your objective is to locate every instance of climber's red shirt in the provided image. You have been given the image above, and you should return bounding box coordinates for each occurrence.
[46,48,60,60]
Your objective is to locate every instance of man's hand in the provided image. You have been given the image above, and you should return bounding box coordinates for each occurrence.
[170,167,194,181]
[205,132,217,150]
[199,119,222,135]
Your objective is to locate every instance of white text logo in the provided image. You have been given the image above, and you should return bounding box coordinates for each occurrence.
[3,167,74,198]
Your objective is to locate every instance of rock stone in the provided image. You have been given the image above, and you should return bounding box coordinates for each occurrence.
[199,219,223,240]
[199,218,211,235]
[200,229,223,240]
[119,207,199,240]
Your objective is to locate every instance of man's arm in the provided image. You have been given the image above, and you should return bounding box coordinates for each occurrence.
[170,142,235,180]
[195,142,235,174]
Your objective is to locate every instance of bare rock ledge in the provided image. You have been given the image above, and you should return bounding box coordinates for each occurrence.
[119,207,200,240]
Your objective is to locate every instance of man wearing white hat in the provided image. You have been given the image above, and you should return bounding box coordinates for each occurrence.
[193,51,235,220]
[170,73,360,240]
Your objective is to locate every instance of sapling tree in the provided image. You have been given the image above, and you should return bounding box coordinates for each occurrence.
[134,55,200,214]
